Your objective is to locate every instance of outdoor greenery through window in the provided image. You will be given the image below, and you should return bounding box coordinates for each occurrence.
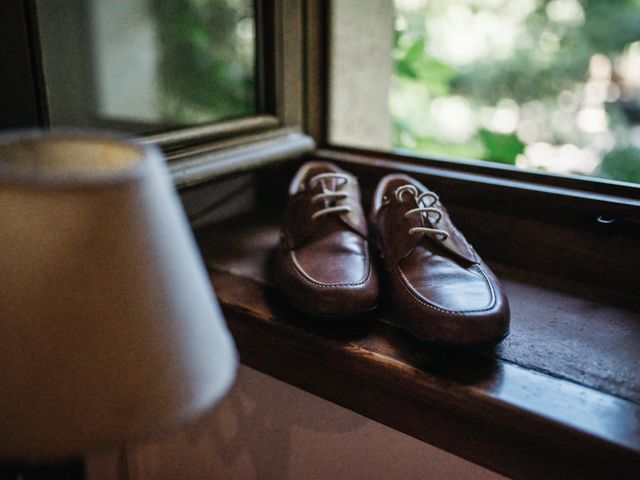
[393,0,640,183]
[37,0,256,133]
[330,0,640,185]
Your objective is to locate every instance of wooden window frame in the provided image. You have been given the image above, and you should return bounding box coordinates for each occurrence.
[0,0,315,188]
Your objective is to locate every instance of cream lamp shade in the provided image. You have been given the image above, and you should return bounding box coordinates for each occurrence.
[0,130,238,460]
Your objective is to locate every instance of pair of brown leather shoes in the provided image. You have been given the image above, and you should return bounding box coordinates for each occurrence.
[272,161,510,345]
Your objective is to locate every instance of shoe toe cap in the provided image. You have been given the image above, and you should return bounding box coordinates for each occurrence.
[272,248,379,318]
[391,264,510,345]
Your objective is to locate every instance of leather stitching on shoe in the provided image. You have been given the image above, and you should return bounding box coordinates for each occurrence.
[395,264,497,314]
[289,249,372,288]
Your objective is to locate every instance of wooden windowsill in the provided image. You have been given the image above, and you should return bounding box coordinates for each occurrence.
[197,210,640,480]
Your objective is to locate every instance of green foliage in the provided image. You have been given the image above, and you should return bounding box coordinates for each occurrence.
[392,0,640,184]
[415,137,484,161]
[152,0,255,124]
[395,39,455,96]
[598,148,640,183]
[454,1,640,105]
[478,129,525,165]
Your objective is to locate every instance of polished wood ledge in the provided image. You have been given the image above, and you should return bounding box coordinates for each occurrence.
[197,211,640,480]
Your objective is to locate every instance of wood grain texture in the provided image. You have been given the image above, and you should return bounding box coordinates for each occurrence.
[197,212,640,479]
[144,115,279,151]
[169,130,314,188]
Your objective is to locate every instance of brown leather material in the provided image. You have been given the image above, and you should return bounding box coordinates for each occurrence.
[372,174,510,344]
[272,162,379,318]
[282,186,368,249]
[372,174,477,264]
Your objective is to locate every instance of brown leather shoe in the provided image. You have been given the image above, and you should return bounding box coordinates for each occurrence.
[371,174,509,345]
[272,161,380,318]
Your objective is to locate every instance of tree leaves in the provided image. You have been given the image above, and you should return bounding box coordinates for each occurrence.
[478,129,525,165]
[395,39,455,96]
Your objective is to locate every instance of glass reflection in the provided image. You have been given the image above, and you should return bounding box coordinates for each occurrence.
[37,0,256,133]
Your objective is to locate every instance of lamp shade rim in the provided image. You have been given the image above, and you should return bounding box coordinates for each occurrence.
[0,129,158,189]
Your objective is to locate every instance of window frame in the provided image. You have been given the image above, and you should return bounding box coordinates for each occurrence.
[0,0,315,188]
[3,0,640,228]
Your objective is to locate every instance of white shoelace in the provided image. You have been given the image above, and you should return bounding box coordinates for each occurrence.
[394,184,449,241]
[309,172,353,220]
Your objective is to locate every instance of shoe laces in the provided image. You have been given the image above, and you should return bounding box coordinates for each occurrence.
[394,184,449,241]
[309,172,353,220]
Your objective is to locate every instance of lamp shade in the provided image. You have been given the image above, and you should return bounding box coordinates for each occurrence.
[0,131,237,459]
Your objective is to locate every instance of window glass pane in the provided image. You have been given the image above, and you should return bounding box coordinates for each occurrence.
[330,0,640,185]
[37,0,256,133]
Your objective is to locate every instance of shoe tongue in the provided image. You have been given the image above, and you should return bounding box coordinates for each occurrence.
[306,169,344,193]
[386,182,478,264]
[303,169,367,240]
